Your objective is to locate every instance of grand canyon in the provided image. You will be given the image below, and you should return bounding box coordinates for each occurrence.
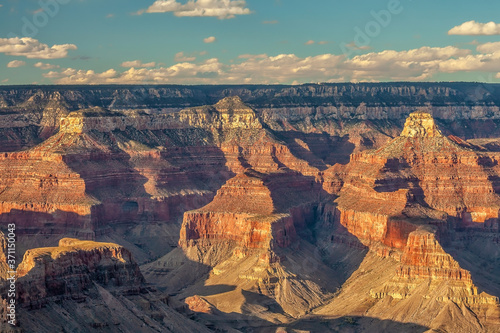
[0,83,498,332]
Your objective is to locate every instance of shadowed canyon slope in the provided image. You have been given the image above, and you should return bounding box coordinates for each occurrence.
[0,87,500,332]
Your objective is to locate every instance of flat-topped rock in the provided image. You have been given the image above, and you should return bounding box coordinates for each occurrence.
[400,111,443,138]
[13,238,144,307]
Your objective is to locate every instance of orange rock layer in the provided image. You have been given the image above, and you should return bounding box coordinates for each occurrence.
[396,228,472,282]
[179,170,320,258]
[12,238,144,308]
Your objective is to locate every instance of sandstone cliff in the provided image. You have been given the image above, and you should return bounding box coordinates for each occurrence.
[314,111,500,331]
[1,90,500,331]
[2,83,500,152]
[11,238,144,308]
[0,238,212,333]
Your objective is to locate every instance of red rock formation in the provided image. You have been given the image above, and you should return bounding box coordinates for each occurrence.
[179,169,320,263]
[396,228,471,282]
[0,98,270,238]
[329,111,500,256]
[13,238,143,308]
[0,97,328,245]
[184,295,215,314]
[320,111,500,320]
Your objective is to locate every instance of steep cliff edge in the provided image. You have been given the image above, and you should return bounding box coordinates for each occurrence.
[12,238,144,307]
[0,96,329,265]
[3,83,500,152]
[329,111,500,251]
[144,166,336,318]
[2,90,500,330]
[0,238,212,332]
[315,111,500,331]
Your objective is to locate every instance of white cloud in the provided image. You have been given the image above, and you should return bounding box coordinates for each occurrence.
[305,40,315,45]
[203,36,216,43]
[174,52,196,62]
[39,44,500,85]
[345,46,471,81]
[44,58,226,84]
[7,60,26,68]
[121,60,156,68]
[228,53,345,83]
[139,0,251,19]
[0,37,77,59]
[43,68,119,84]
[476,41,500,54]
[34,62,60,70]
[449,20,500,35]
[345,42,371,51]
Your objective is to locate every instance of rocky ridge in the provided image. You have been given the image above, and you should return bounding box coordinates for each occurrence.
[1,93,500,331]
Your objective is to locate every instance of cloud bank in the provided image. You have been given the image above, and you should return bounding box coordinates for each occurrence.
[138,0,251,19]
[38,42,500,85]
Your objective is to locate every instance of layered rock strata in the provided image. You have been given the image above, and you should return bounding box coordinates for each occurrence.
[330,111,500,253]
[180,169,321,261]
[11,238,144,308]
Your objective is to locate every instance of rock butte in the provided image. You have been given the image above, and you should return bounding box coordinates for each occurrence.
[0,94,500,331]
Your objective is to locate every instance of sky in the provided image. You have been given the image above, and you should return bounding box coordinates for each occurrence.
[1,0,500,85]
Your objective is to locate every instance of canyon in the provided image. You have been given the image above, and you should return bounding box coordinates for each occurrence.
[0,83,499,332]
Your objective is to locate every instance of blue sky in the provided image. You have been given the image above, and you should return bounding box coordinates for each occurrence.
[1,0,500,85]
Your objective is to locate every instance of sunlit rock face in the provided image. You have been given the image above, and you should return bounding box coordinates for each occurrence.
[311,111,500,330]
[3,239,144,308]
[400,111,443,138]
[179,169,320,259]
[1,90,500,331]
[333,110,500,250]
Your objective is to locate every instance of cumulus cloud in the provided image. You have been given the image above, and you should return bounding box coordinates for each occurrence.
[476,41,500,54]
[7,60,26,68]
[438,43,500,73]
[43,58,225,84]
[344,46,471,81]
[43,68,119,84]
[121,60,156,68]
[0,37,77,59]
[34,62,60,70]
[237,54,267,59]
[305,40,315,45]
[138,0,251,19]
[344,42,372,51]
[39,44,500,85]
[203,36,216,43]
[449,20,500,35]
[228,53,345,83]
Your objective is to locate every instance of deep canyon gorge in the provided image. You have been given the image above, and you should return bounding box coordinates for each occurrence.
[0,83,499,332]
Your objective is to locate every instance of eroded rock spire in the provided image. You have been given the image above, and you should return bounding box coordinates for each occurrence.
[400,111,443,138]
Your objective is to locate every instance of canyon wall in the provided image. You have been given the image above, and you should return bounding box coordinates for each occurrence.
[2,83,500,152]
